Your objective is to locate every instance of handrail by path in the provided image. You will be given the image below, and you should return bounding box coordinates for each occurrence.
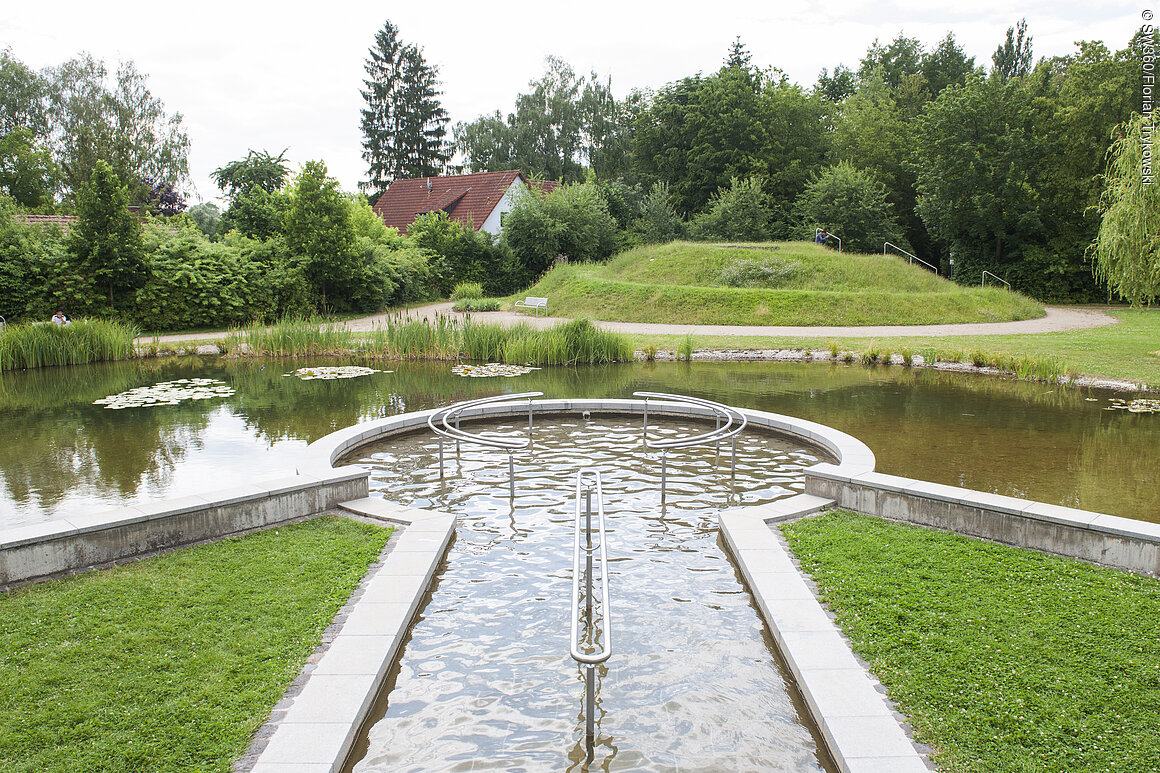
[884,241,938,274]
[815,227,842,253]
[982,270,1011,290]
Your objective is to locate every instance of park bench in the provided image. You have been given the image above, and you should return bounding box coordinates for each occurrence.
[514,296,548,316]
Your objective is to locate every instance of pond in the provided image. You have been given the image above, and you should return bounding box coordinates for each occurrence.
[0,357,1156,529]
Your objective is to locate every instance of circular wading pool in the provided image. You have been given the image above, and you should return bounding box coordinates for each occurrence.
[338,412,841,772]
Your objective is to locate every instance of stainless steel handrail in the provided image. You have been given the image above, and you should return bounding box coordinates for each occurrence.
[570,467,612,753]
[427,391,543,497]
[982,270,1011,290]
[884,241,938,274]
[634,392,748,503]
[815,226,842,253]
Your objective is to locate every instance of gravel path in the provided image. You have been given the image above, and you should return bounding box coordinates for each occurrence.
[143,305,1118,343]
[342,303,1119,338]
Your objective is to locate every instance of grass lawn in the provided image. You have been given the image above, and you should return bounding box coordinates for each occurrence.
[0,516,393,772]
[634,308,1160,387]
[781,511,1160,773]
[516,242,1044,326]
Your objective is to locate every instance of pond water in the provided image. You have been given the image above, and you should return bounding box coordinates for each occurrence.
[0,357,1156,528]
[341,418,836,772]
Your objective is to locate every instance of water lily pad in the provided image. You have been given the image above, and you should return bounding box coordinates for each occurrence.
[451,363,540,378]
[94,378,235,410]
[286,366,389,380]
[1107,397,1160,414]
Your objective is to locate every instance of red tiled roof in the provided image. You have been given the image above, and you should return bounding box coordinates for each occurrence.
[17,214,78,232]
[372,170,558,234]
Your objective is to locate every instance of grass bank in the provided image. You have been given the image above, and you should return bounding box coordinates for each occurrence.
[517,242,1044,326]
[634,308,1160,388]
[0,516,392,772]
[228,315,633,365]
[0,319,138,372]
[782,511,1160,773]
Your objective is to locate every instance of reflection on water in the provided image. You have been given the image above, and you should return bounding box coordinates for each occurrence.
[0,358,1156,527]
[343,419,834,772]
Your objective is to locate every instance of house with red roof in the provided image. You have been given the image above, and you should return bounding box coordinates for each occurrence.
[371,170,559,236]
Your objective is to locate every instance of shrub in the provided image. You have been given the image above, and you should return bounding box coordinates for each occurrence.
[501,183,620,278]
[452,298,501,312]
[791,161,906,254]
[689,177,775,242]
[719,258,800,288]
[450,282,484,301]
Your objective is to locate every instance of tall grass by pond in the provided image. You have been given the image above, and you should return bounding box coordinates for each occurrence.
[0,319,138,372]
[234,315,633,365]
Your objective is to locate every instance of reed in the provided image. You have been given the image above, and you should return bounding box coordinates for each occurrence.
[240,316,351,357]
[0,319,138,372]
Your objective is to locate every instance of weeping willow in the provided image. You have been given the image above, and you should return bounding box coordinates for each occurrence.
[1089,113,1160,306]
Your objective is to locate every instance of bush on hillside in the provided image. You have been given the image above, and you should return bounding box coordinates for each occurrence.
[792,162,906,254]
[689,177,776,242]
[408,212,520,297]
[502,182,620,278]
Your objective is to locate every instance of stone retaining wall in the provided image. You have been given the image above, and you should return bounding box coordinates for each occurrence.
[0,469,368,589]
[805,463,1160,575]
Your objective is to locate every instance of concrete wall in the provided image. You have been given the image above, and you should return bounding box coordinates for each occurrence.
[805,463,1160,576]
[0,469,368,590]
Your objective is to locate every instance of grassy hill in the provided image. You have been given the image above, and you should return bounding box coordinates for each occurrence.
[514,242,1044,326]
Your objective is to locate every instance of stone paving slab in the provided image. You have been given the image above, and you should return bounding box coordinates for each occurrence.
[720,493,933,773]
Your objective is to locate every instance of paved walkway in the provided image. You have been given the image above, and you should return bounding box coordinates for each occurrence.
[144,304,1119,344]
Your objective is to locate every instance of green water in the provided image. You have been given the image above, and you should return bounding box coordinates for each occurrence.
[0,357,1155,528]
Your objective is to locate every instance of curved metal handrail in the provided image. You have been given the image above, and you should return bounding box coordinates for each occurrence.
[427,391,543,497]
[427,391,542,451]
[634,392,748,450]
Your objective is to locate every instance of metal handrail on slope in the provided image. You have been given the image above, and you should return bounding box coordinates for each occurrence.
[634,392,749,503]
[884,241,938,274]
[815,227,842,253]
[426,391,543,497]
[570,467,612,752]
[981,271,1011,290]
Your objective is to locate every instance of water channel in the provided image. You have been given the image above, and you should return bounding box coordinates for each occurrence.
[341,417,835,771]
[1,357,1155,528]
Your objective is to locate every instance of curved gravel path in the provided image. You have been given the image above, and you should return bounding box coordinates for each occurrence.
[143,305,1118,344]
[345,304,1119,338]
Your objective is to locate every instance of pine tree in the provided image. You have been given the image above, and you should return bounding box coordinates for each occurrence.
[360,20,449,201]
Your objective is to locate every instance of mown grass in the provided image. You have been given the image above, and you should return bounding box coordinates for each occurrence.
[233,315,632,365]
[781,511,1160,773]
[632,309,1160,388]
[0,319,138,372]
[0,516,392,772]
[517,242,1043,326]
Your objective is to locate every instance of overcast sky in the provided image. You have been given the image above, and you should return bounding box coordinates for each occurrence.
[0,1,1146,206]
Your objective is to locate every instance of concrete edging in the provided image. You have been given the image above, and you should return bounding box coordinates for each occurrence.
[805,465,1160,576]
[0,469,369,590]
[246,497,455,773]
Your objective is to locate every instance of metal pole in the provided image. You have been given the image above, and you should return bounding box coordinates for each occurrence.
[642,398,648,438]
[731,436,738,480]
[508,452,515,499]
[438,438,444,478]
[585,665,595,751]
[585,486,593,621]
[455,416,460,455]
[660,450,667,505]
[528,397,534,439]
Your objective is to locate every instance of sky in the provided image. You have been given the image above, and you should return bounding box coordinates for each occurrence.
[0,1,1147,207]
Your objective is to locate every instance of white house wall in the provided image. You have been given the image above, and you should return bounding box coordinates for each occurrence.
[479,175,527,236]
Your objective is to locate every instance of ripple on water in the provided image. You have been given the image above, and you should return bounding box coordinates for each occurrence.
[345,418,835,772]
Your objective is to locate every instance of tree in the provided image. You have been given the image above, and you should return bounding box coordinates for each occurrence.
[213,149,291,240]
[360,20,449,199]
[45,55,189,203]
[67,160,146,312]
[914,76,1048,289]
[992,19,1033,81]
[285,160,371,313]
[0,48,51,141]
[858,34,924,92]
[0,127,57,207]
[921,33,977,96]
[187,202,221,238]
[815,65,857,103]
[632,181,685,244]
[792,162,905,253]
[1089,114,1160,305]
[689,177,775,241]
[501,183,619,277]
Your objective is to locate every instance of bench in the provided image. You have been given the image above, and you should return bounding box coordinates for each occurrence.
[514,296,548,316]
